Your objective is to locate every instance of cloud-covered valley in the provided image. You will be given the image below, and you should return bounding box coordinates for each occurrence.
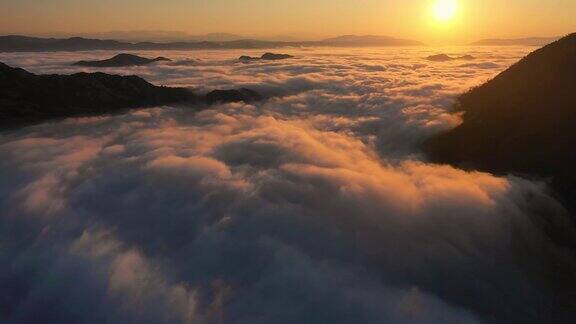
[1,47,575,323]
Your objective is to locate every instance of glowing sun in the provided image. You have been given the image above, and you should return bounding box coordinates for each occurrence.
[432,0,458,22]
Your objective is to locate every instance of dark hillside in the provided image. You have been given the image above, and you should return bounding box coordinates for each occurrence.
[0,62,262,129]
[427,33,576,210]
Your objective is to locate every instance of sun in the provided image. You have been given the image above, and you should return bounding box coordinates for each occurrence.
[432,0,458,22]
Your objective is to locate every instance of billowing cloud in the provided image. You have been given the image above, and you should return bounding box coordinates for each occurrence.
[1,46,575,323]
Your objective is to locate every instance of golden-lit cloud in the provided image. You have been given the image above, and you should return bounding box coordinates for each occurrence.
[1,47,574,323]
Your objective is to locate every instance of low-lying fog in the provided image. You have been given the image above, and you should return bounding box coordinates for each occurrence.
[2,46,573,323]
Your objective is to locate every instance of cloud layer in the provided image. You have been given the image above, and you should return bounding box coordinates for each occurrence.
[1,47,575,323]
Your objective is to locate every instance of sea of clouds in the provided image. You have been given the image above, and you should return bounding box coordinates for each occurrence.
[1,47,575,323]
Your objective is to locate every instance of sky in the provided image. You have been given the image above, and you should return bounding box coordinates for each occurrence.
[1,0,575,44]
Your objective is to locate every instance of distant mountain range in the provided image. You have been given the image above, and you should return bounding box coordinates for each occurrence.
[106,32,247,42]
[472,37,560,46]
[32,31,249,42]
[3,34,565,51]
[321,35,422,46]
[0,35,423,52]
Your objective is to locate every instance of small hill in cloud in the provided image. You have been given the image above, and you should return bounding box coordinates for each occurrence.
[426,54,475,62]
[239,53,294,62]
[73,54,171,67]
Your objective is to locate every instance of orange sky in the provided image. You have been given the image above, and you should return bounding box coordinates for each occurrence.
[1,0,574,44]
